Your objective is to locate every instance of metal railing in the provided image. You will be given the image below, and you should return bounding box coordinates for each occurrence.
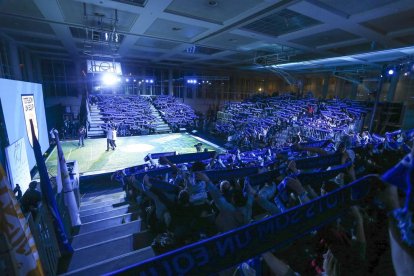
[27,205,61,276]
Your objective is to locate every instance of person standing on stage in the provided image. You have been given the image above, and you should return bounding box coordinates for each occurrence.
[78,125,86,147]
[106,124,113,151]
[111,126,117,150]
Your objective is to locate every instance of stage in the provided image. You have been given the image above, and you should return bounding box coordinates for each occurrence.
[43,133,223,177]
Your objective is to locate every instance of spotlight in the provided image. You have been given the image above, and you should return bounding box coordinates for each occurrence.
[102,73,118,86]
[149,79,154,84]
[133,79,136,82]
[126,78,129,82]
[388,69,394,75]
[404,72,409,76]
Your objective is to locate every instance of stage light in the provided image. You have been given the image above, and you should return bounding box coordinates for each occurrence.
[388,69,394,75]
[126,78,129,82]
[145,80,149,83]
[149,79,154,84]
[102,73,119,86]
[133,79,136,82]
[404,72,409,76]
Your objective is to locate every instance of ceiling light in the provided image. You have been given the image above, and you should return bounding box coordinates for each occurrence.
[102,73,118,86]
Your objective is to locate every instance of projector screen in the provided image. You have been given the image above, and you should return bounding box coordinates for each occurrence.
[0,78,49,172]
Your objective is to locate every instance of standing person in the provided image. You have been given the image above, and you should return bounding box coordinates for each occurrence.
[106,124,113,151]
[111,126,117,150]
[78,125,86,147]
[20,181,42,218]
[13,184,22,200]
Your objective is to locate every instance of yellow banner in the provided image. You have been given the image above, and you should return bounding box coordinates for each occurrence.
[0,165,44,275]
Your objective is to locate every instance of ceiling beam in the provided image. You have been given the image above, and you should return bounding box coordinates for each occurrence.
[32,0,79,59]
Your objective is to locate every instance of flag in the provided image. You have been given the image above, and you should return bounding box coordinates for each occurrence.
[54,129,81,226]
[29,119,73,254]
[0,163,44,275]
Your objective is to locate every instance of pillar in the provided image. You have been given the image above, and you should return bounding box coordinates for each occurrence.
[8,40,22,80]
[386,72,399,102]
[322,75,329,99]
[168,69,173,96]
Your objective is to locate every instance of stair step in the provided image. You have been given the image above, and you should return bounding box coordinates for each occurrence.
[80,198,126,211]
[59,246,155,276]
[81,204,138,223]
[61,231,154,272]
[77,212,141,235]
[71,220,144,250]
[81,189,124,203]
[80,202,129,217]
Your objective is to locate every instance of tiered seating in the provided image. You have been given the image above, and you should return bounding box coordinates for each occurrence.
[152,96,197,131]
[107,127,413,275]
[94,95,156,135]
[216,94,368,148]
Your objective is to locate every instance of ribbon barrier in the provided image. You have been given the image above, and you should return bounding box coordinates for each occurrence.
[295,153,342,170]
[144,151,176,162]
[296,162,351,189]
[108,175,378,275]
[247,170,280,187]
[166,151,216,164]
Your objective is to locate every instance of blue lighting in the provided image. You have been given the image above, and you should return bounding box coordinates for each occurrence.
[187,79,197,84]
[388,69,394,75]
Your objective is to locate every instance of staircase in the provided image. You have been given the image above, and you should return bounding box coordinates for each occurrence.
[58,188,155,275]
[150,104,171,134]
[88,105,105,138]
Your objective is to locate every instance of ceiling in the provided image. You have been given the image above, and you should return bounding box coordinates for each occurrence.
[1,0,414,74]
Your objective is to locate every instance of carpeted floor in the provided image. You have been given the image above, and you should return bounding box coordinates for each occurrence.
[44,132,223,176]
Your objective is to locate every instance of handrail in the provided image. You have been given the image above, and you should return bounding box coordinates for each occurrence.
[27,204,61,276]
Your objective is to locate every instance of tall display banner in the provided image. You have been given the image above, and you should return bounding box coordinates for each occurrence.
[21,94,39,148]
[5,138,31,192]
[0,163,44,275]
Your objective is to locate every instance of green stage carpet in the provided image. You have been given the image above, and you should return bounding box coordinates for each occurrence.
[44,133,222,176]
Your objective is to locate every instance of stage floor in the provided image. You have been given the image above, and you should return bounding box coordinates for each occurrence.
[44,133,223,176]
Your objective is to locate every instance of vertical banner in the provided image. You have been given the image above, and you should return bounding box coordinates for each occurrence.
[21,94,39,148]
[0,164,44,275]
[29,120,73,254]
[5,138,31,192]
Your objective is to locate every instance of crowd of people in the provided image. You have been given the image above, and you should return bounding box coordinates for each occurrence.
[215,94,367,150]
[111,125,414,275]
[91,95,157,136]
[152,95,198,132]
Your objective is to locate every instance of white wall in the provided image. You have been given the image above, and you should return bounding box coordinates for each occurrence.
[0,78,49,170]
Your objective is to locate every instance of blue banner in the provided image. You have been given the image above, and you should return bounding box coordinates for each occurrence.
[107,175,378,275]
[166,151,216,164]
[144,151,176,162]
[296,162,351,189]
[247,170,280,187]
[30,120,73,254]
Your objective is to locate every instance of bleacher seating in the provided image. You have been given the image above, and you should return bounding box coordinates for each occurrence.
[93,95,156,135]
[216,94,368,149]
[153,95,197,132]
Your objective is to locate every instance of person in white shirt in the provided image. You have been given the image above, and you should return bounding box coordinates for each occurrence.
[111,127,117,150]
[106,125,113,151]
